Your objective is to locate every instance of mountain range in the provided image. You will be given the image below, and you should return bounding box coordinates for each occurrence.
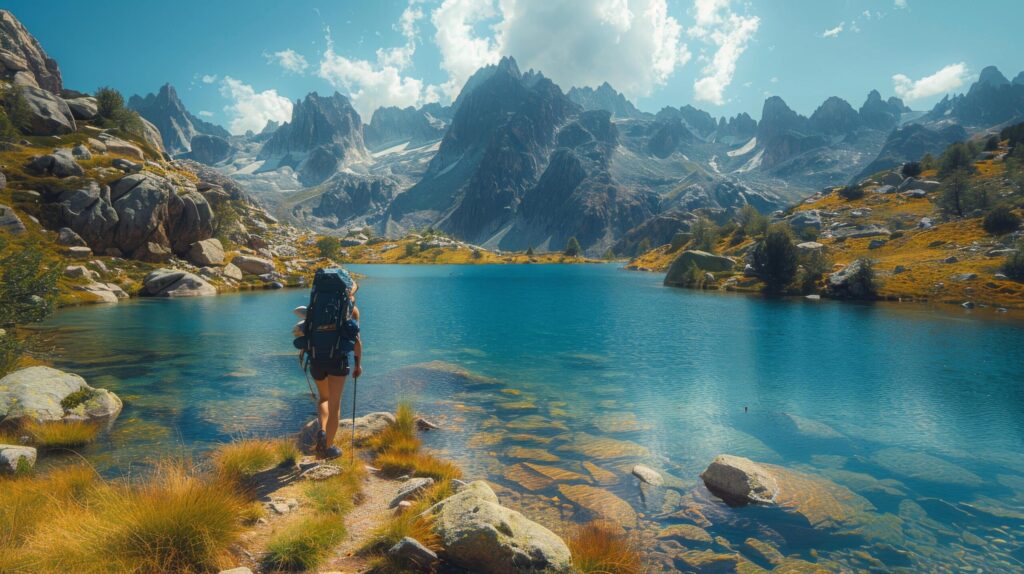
[125,57,1024,255]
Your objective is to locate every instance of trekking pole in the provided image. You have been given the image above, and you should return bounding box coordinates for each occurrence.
[350,373,358,465]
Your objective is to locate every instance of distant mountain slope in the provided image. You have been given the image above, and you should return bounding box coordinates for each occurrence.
[128,84,229,155]
[363,105,448,151]
[567,82,645,119]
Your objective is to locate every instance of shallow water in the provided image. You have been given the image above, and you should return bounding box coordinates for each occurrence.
[42,264,1024,571]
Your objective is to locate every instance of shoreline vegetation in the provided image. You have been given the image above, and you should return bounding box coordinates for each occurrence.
[627,125,1024,313]
[0,399,644,574]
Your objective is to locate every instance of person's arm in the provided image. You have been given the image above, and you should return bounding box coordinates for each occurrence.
[353,336,362,378]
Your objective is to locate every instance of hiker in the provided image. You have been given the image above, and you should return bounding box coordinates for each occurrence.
[293,269,362,459]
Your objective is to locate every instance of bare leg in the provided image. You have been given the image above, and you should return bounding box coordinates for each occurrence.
[324,375,347,446]
[314,377,331,434]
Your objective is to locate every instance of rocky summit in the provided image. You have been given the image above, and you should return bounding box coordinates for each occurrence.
[128,84,231,155]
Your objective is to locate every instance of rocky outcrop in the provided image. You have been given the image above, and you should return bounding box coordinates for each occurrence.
[755,96,825,170]
[856,123,968,182]
[128,84,230,154]
[19,85,76,135]
[923,66,1024,128]
[0,366,122,425]
[142,269,217,297]
[64,96,98,120]
[858,89,906,131]
[231,254,274,276]
[294,173,398,229]
[700,454,779,505]
[363,105,447,150]
[664,250,735,285]
[827,259,874,299]
[26,148,83,177]
[0,10,62,93]
[190,134,232,165]
[809,96,862,135]
[0,204,26,234]
[188,238,225,266]
[429,481,572,574]
[259,91,368,186]
[567,82,643,119]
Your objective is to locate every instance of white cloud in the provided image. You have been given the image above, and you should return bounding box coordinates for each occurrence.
[894,0,907,8]
[821,22,844,38]
[201,74,218,84]
[689,0,760,105]
[892,62,969,102]
[198,110,214,118]
[770,76,778,84]
[266,49,309,74]
[431,0,502,98]
[493,0,690,100]
[219,77,293,135]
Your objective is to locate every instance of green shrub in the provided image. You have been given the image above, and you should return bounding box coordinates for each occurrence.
[1004,243,1024,280]
[564,236,582,257]
[0,236,60,328]
[404,242,418,257]
[939,141,977,177]
[525,247,535,257]
[0,85,31,134]
[316,236,342,260]
[95,86,125,119]
[736,204,768,238]
[635,238,651,255]
[984,135,1000,151]
[690,216,718,252]
[752,223,798,293]
[799,248,832,294]
[838,185,865,201]
[939,169,987,217]
[61,388,98,410]
[669,232,690,252]
[845,258,879,299]
[901,161,922,178]
[983,205,1021,235]
[0,331,22,378]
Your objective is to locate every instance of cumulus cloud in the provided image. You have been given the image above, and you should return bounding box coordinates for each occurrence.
[689,0,760,105]
[494,0,690,100]
[201,74,218,84]
[892,62,969,102]
[198,110,214,118]
[219,77,293,135]
[821,22,844,38]
[266,49,309,74]
[431,0,503,98]
[894,0,907,8]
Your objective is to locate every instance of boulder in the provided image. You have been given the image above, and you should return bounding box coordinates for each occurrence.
[26,148,84,177]
[222,263,243,281]
[868,239,887,250]
[142,268,216,297]
[64,96,98,120]
[298,412,396,452]
[86,137,107,153]
[700,454,779,505]
[110,174,172,256]
[167,191,214,254]
[429,481,572,574]
[56,227,86,246]
[111,158,143,173]
[387,537,438,570]
[833,225,890,239]
[190,134,232,165]
[788,210,822,232]
[796,241,824,254]
[664,250,735,286]
[0,444,36,474]
[632,464,664,486]
[874,185,895,195]
[57,182,118,252]
[138,117,165,155]
[231,254,275,276]
[74,281,123,303]
[898,177,941,193]
[0,204,26,234]
[0,366,122,424]
[99,134,144,160]
[66,246,92,259]
[877,172,904,187]
[71,143,92,160]
[133,241,172,263]
[389,477,435,508]
[19,85,75,135]
[188,238,224,266]
[63,265,96,280]
[827,260,873,299]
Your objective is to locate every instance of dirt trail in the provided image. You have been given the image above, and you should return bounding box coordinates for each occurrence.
[233,454,401,574]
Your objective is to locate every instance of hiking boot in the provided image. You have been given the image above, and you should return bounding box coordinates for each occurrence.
[315,429,327,454]
[323,445,342,460]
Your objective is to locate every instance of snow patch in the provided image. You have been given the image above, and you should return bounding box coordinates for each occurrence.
[727,137,757,157]
[737,149,764,173]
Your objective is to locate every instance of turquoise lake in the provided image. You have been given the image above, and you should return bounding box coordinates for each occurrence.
[42,264,1024,572]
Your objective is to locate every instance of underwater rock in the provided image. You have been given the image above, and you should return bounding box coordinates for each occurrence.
[701,454,779,505]
[871,447,984,487]
[657,524,712,545]
[506,446,559,462]
[582,461,619,485]
[557,484,637,527]
[555,432,650,459]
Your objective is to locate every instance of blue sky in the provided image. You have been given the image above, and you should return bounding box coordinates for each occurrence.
[9,0,1023,133]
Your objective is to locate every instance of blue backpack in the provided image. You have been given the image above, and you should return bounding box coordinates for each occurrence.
[294,268,359,370]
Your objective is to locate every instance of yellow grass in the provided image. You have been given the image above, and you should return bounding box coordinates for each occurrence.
[566,522,646,574]
[263,514,348,572]
[210,438,279,483]
[23,419,102,449]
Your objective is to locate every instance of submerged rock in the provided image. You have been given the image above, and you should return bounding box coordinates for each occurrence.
[557,483,637,527]
[430,481,572,574]
[0,366,122,424]
[871,447,983,487]
[701,454,779,505]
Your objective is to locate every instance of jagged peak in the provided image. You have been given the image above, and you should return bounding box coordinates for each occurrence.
[495,55,522,78]
[1014,71,1024,86]
[977,65,1010,88]
[863,89,883,105]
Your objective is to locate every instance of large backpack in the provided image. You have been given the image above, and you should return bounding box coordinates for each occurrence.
[294,268,359,370]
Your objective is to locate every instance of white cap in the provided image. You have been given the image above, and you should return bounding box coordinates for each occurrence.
[292,320,304,338]
[293,306,307,318]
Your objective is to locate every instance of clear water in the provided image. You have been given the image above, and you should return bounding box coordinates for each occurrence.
[41,264,1024,571]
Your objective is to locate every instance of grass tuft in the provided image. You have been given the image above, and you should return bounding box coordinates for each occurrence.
[362,497,440,555]
[376,451,462,482]
[566,522,645,574]
[211,439,278,483]
[60,388,98,410]
[263,514,347,572]
[273,438,301,467]
[24,419,102,449]
[304,459,364,515]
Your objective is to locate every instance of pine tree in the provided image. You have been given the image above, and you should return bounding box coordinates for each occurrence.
[564,237,582,257]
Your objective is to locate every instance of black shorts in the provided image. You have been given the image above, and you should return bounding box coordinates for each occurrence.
[309,352,353,380]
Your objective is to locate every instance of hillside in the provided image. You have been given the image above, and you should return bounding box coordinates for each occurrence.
[629,129,1024,311]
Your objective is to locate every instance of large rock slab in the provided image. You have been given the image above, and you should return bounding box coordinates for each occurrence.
[64,96,98,120]
[700,454,779,505]
[99,134,145,160]
[142,268,216,297]
[430,481,572,574]
[664,250,735,285]
[26,148,83,178]
[0,11,63,93]
[0,444,36,474]
[167,191,215,254]
[188,238,225,266]
[19,85,75,135]
[110,173,172,255]
[0,204,26,234]
[390,477,435,508]
[231,254,275,276]
[557,484,637,527]
[0,366,122,424]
